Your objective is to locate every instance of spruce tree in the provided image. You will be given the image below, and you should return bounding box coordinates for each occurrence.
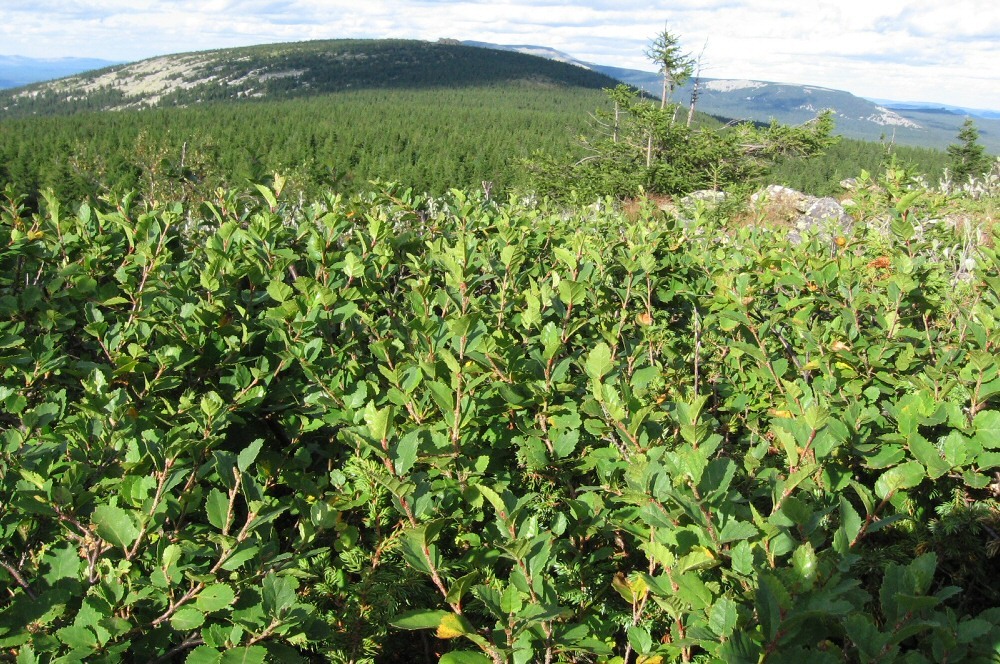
[646,24,695,111]
[947,118,991,181]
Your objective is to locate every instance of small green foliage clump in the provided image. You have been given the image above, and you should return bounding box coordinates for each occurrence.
[1,177,999,663]
[523,84,839,201]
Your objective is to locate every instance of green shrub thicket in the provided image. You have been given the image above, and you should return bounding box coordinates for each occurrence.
[1,175,999,663]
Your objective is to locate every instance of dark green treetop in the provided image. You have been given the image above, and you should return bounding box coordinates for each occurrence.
[947,117,992,181]
[645,23,695,109]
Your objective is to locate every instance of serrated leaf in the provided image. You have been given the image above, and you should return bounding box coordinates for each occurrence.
[540,321,562,360]
[262,573,297,615]
[185,646,222,664]
[719,519,758,544]
[839,497,863,546]
[205,488,229,531]
[558,279,586,307]
[708,597,738,638]
[392,429,420,475]
[447,571,481,607]
[676,546,718,573]
[586,342,613,380]
[220,544,258,571]
[363,401,393,442]
[196,584,236,613]
[266,280,293,303]
[500,583,523,615]
[237,438,263,473]
[253,183,278,210]
[219,646,267,664]
[974,410,1000,449]
[730,540,755,576]
[15,645,37,664]
[627,625,653,654]
[43,544,82,583]
[908,433,951,479]
[56,625,97,649]
[874,461,925,499]
[91,504,139,550]
[170,607,205,631]
[755,575,783,641]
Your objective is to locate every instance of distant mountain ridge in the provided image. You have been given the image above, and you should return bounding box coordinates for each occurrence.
[0,39,619,119]
[461,41,999,154]
[2,39,996,154]
[864,98,1000,121]
[0,55,119,88]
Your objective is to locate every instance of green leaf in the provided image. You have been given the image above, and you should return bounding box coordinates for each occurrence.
[890,216,914,242]
[237,438,263,473]
[205,488,229,531]
[447,571,481,607]
[220,543,259,571]
[540,321,561,360]
[586,342,613,380]
[779,495,813,526]
[266,279,293,302]
[219,646,267,664]
[755,574,785,642]
[392,429,420,475]
[43,544,82,583]
[91,504,139,550]
[262,573,297,615]
[196,584,236,613]
[708,596,739,638]
[170,607,205,631]
[627,625,653,654]
[253,183,279,210]
[908,433,951,479]
[730,540,755,576]
[185,646,222,664]
[15,645,37,664]
[56,625,97,649]
[500,583,523,615]
[718,630,761,664]
[874,461,926,499]
[390,609,449,630]
[364,401,394,442]
[719,519,758,544]
[558,279,586,307]
[200,391,225,419]
[837,497,863,551]
[343,252,365,279]
[791,543,818,587]
[974,410,1000,449]
[439,653,491,664]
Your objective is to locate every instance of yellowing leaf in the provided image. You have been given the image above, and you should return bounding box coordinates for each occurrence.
[436,613,468,639]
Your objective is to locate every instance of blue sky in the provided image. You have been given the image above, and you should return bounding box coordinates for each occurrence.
[1,0,997,109]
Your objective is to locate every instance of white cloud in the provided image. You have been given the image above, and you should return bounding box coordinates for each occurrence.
[0,0,997,108]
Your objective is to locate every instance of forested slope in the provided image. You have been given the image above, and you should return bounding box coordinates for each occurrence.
[0,39,620,118]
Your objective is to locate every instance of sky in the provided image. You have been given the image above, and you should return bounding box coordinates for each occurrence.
[1,1,998,110]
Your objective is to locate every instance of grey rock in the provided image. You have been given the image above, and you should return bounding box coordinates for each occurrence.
[751,185,853,245]
[681,189,728,207]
